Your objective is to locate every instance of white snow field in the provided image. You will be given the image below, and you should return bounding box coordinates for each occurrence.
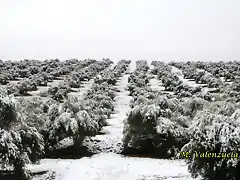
[28,61,197,180]
[149,75,165,92]
[29,153,197,180]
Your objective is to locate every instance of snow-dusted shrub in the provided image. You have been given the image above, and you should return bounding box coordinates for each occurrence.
[154,97,180,112]
[161,73,182,91]
[0,129,31,180]
[177,91,192,98]
[65,72,85,88]
[228,91,240,102]
[130,86,153,99]
[44,99,99,149]
[19,69,30,78]
[207,77,223,88]
[206,101,237,117]
[182,109,240,180]
[0,95,18,129]
[195,71,205,84]
[82,92,115,127]
[182,67,196,79]
[129,95,150,108]
[94,71,117,85]
[41,82,71,102]
[218,78,240,102]
[78,59,113,80]
[6,83,22,96]
[113,59,131,76]
[171,112,191,128]
[174,84,202,97]
[29,72,49,86]
[16,97,55,129]
[0,73,10,85]
[231,78,240,92]
[198,73,214,84]
[151,61,171,76]
[122,104,161,153]
[173,84,202,98]
[127,69,150,96]
[178,97,207,118]
[0,95,45,179]
[122,103,189,158]
[128,72,150,84]
[224,70,235,82]
[99,98,114,112]
[17,125,45,163]
[169,61,188,69]
[6,79,38,96]
[19,79,37,91]
[135,60,149,72]
[154,116,189,158]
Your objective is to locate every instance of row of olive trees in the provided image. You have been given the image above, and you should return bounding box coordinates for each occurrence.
[0,59,97,85]
[170,61,239,83]
[123,61,193,158]
[153,62,211,100]
[39,59,113,102]
[0,59,130,179]
[43,59,131,152]
[155,61,240,179]
[3,59,98,96]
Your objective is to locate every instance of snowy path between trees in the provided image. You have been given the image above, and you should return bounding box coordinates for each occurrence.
[170,66,199,87]
[149,75,165,92]
[28,61,197,180]
[149,64,173,95]
[171,65,210,95]
[29,153,196,180]
[149,64,165,92]
[68,79,94,99]
[68,63,116,99]
[84,73,132,153]
[29,63,115,98]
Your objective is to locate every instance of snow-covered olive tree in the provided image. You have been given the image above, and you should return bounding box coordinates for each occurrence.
[0,95,45,180]
[182,107,240,180]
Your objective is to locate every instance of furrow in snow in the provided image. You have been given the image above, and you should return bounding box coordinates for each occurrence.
[84,73,131,153]
[149,64,170,93]
[170,65,209,94]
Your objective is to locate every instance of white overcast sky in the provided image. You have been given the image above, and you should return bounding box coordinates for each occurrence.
[0,0,239,61]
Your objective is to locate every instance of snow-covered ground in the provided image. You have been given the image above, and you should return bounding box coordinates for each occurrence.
[28,86,49,96]
[149,75,165,92]
[29,153,197,180]
[149,64,171,93]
